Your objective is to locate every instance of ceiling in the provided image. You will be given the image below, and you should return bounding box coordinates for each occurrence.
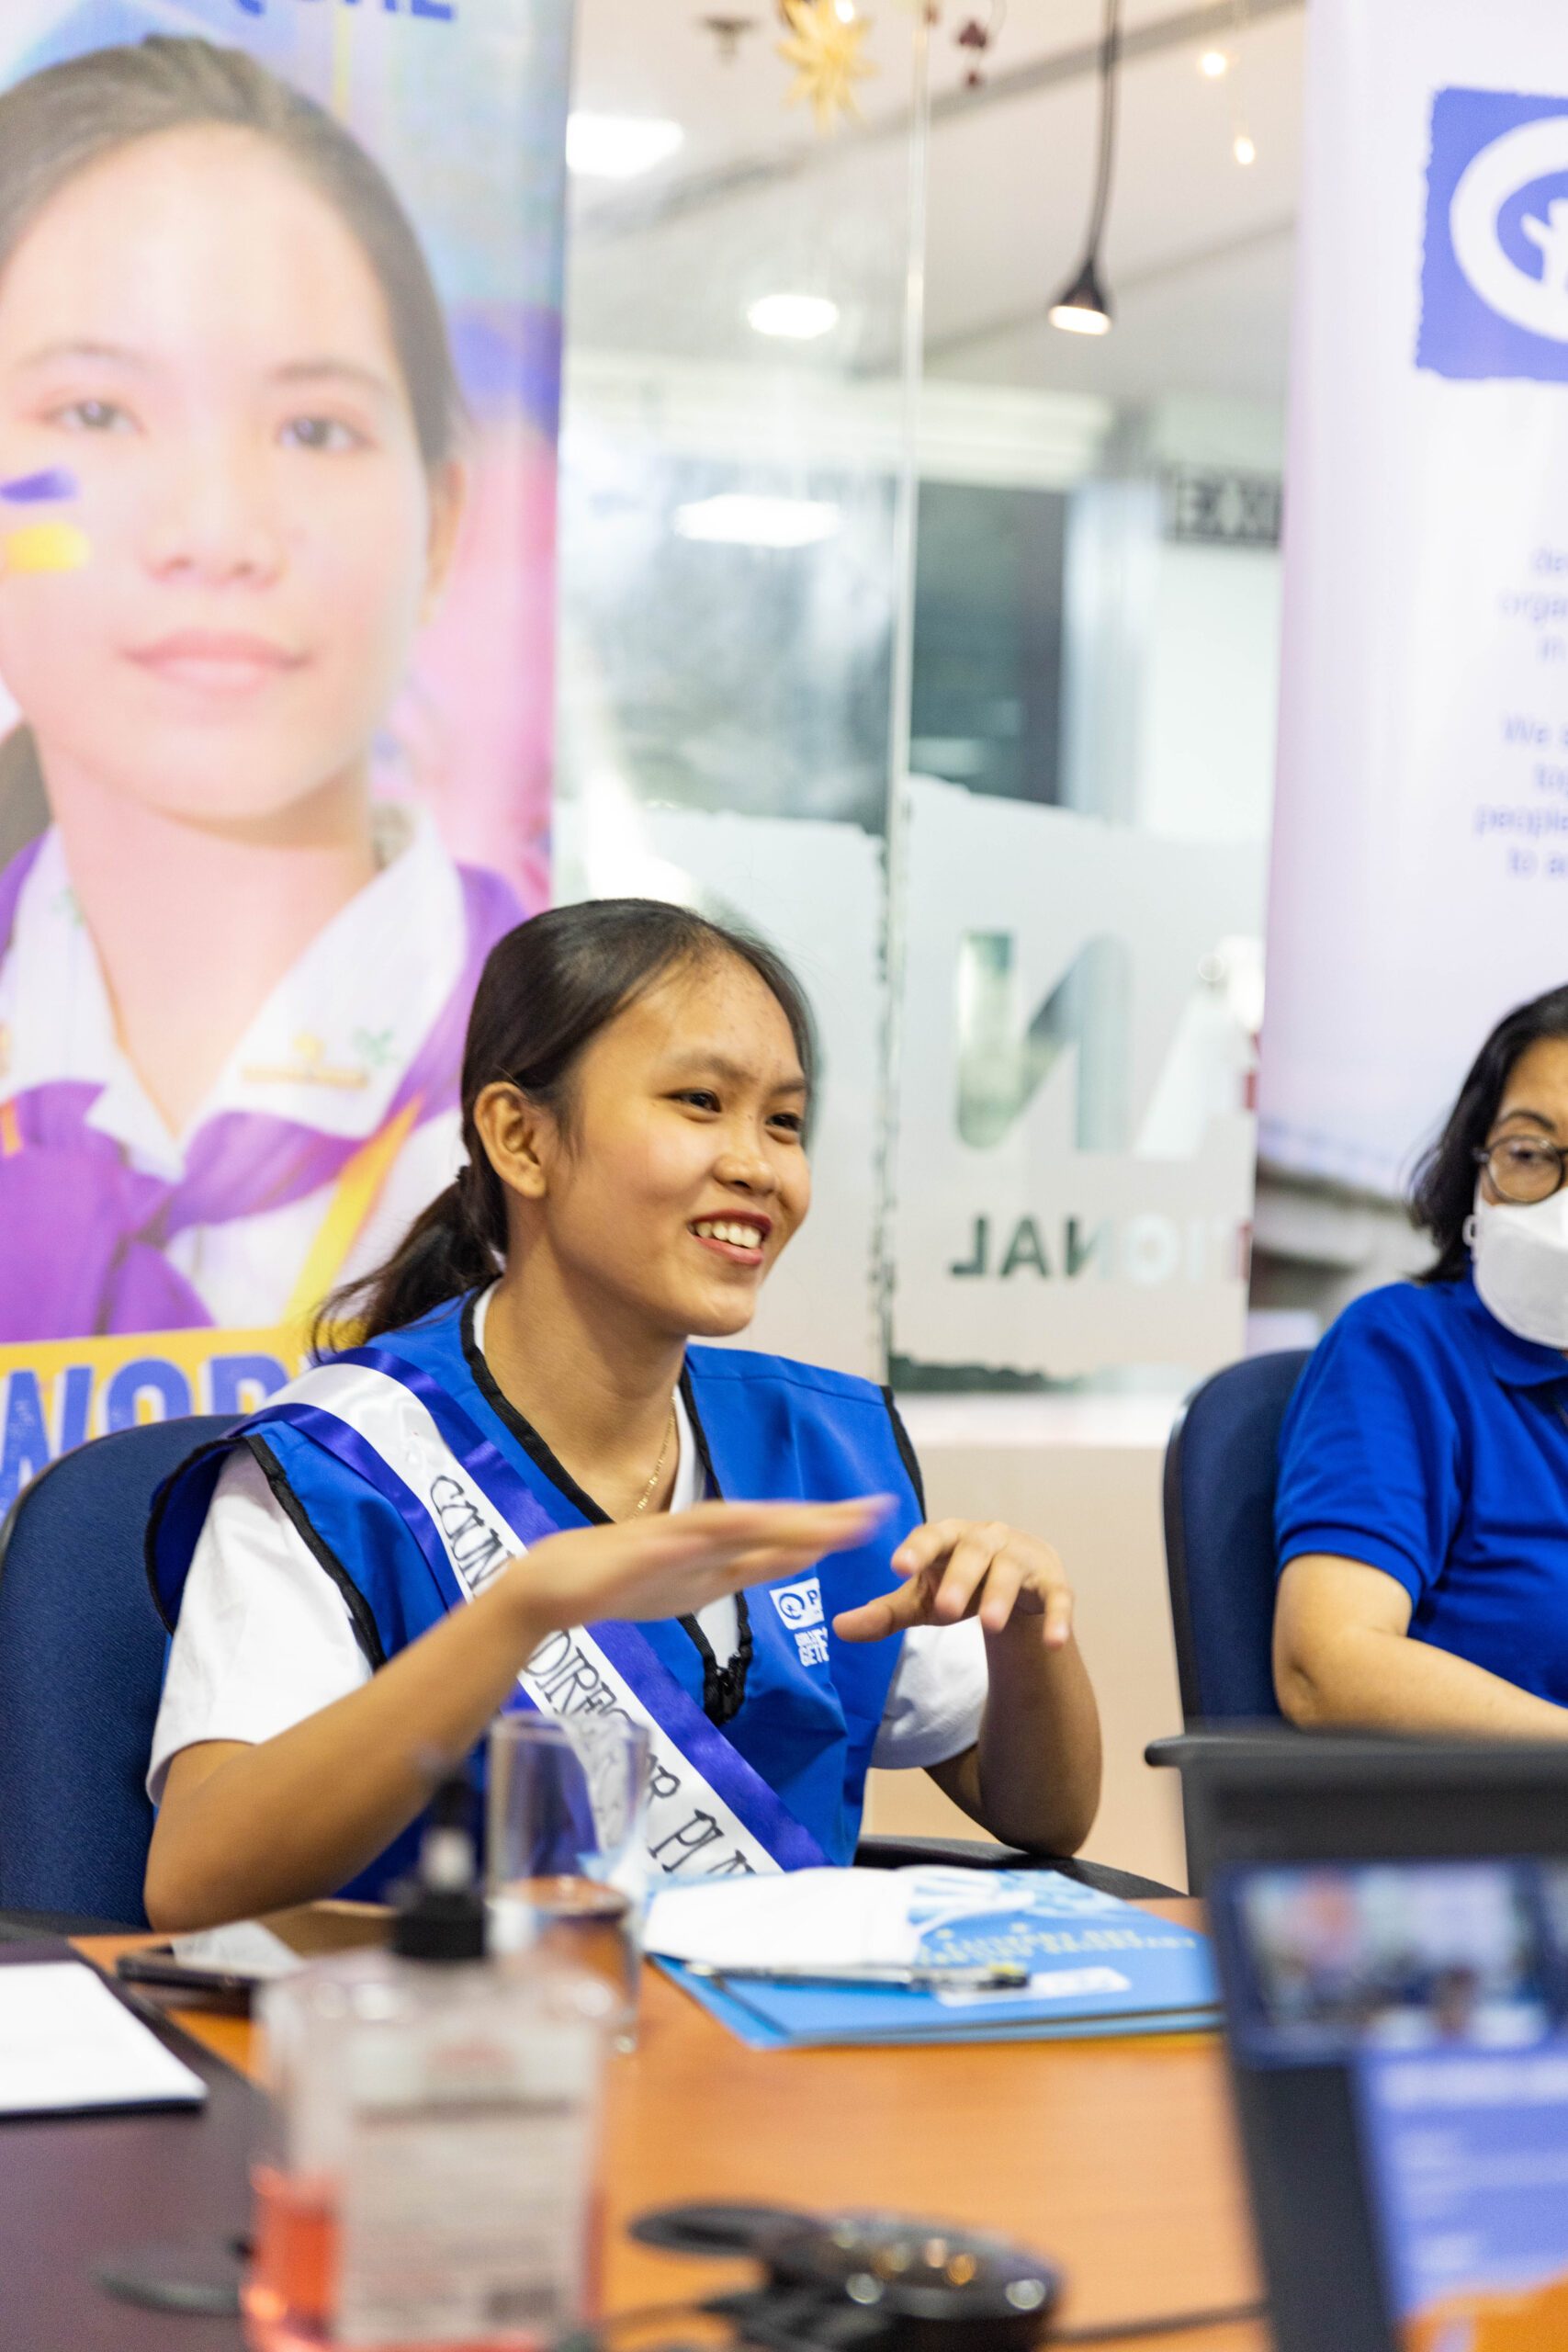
[566,0,1305,414]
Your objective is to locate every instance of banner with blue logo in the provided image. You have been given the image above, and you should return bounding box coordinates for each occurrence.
[1259,5,1568,1192]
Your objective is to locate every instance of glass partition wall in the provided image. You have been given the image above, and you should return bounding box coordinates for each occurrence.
[556,0,1299,1405]
[555,3,926,1377]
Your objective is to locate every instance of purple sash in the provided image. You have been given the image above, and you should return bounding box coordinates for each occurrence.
[0,842,522,1341]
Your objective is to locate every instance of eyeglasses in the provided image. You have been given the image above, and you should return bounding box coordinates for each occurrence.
[1474,1136,1568,1204]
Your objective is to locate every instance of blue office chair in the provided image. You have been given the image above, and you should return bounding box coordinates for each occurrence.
[0,1414,235,1929]
[1161,1350,1313,1725]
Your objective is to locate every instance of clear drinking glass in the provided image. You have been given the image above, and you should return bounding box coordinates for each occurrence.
[487,1712,651,2051]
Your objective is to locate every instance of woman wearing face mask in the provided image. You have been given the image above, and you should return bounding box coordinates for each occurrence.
[1275,985,1568,1735]
[144,900,1102,1931]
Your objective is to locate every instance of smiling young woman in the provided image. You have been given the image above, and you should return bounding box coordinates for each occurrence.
[142,899,1102,1929]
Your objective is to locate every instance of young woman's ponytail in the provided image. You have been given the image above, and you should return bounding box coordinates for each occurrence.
[320,1161,503,1351]
[320,898,817,1348]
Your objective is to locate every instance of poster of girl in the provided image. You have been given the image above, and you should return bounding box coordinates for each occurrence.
[0,13,566,1342]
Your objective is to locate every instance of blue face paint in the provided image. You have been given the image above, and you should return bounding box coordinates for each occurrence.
[0,468,78,504]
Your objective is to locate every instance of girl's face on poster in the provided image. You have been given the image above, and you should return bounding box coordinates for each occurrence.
[0,125,460,828]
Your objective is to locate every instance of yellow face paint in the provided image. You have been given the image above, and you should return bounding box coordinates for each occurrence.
[5,521,89,574]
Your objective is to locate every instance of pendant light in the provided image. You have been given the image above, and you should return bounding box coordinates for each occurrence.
[1048,0,1122,336]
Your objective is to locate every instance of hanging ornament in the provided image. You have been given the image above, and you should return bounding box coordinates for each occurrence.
[776,0,876,131]
[953,0,1004,87]
[699,13,759,61]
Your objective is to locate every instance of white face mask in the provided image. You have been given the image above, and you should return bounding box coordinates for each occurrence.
[1467,1183,1568,1349]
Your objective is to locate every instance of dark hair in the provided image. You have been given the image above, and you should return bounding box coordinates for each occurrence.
[1409,983,1568,1282]
[324,899,818,1344]
[0,35,462,831]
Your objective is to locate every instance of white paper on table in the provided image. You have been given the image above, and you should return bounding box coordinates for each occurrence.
[170,1920,303,1981]
[646,1864,1128,1972]
[645,1869,921,1971]
[645,1864,1145,1974]
[0,1962,208,2115]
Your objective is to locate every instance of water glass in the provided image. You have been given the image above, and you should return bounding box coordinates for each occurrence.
[487,1711,650,2050]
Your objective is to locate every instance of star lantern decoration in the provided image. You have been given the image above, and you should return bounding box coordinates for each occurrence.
[776,0,875,131]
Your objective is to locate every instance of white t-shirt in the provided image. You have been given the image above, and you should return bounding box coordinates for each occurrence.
[149,1303,987,1803]
[0,811,472,1328]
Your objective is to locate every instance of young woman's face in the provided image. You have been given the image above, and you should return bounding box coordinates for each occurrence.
[510,954,813,1342]
[0,126,458,828]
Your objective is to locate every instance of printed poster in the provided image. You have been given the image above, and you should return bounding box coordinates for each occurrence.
[0,0,570,1508]
[1261,0,1568,1193]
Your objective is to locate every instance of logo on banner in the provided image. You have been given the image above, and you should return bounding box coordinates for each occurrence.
[1420,88,1568,379]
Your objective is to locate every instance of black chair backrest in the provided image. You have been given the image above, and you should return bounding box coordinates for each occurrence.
[0,1415,234,1925]
[1162,1351,1313,1725]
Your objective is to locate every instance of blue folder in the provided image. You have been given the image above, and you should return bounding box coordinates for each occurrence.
[658,1871,1219,2051]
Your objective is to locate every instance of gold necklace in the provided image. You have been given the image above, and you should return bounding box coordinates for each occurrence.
[631,1406,677,1518]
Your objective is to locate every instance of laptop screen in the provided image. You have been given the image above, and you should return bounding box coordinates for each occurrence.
[1218,1857,1568,2349]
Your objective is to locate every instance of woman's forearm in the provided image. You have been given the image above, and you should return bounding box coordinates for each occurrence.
[936,1625,1102,1854]
[147,1496,891,1930]
[1279,1620,1568,1739]
[144,1571,549,1930]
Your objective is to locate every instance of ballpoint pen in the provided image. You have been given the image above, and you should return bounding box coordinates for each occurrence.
[682,1959,1032,1992]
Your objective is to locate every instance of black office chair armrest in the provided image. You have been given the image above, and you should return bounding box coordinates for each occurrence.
[1145,1724,1307,1893]
[1145,1724,1303,1770]
[852,1832,1179,1899]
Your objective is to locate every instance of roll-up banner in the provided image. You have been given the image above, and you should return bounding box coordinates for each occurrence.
[0,1,569,1509]
[1260,1,1568,1195]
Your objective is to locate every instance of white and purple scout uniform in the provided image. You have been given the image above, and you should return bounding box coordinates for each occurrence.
[147,1286,987,1894]
[0,813,522,1341]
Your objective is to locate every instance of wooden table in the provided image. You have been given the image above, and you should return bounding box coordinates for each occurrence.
[74,1899,1268,2350]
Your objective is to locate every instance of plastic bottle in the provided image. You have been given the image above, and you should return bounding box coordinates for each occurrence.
[243,1780,613,2351]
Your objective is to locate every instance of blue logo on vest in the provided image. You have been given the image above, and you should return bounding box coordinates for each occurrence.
[771,1575,829,1668]
[771,1576,823,1629]
[1419,88,1568,381]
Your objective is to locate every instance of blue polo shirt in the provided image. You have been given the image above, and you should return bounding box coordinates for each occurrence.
[1276,1274,1568,1705]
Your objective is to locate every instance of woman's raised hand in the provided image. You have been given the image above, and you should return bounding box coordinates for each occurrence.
[508,1496,891,1635]
[831,1519,1076,1647]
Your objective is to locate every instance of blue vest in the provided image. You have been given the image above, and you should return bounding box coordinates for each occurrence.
[148,1294,923,1899]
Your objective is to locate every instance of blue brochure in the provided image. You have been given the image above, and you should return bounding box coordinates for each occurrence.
[658,1871,1217,2051]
